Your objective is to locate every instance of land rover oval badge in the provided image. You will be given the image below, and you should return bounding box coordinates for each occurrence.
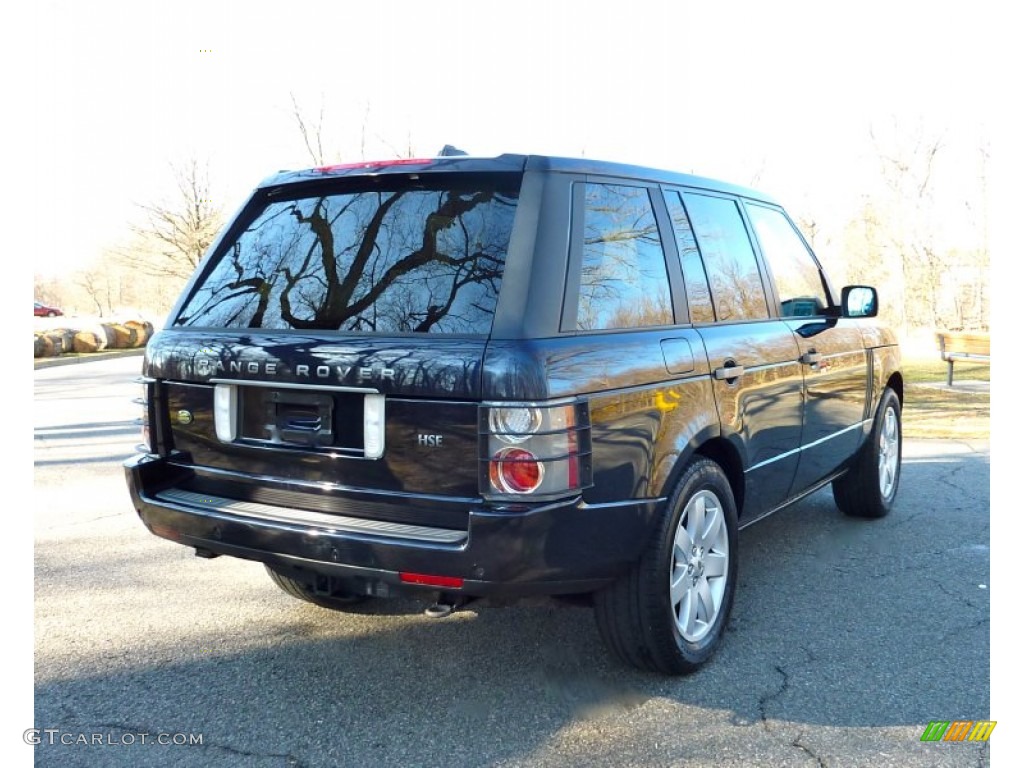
[177,410,194,425]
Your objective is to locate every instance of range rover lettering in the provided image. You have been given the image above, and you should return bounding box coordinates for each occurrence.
[125,154,902,674]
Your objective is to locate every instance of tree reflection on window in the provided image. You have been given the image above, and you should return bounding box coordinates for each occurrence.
[745,204,828,317]
[175,181,519,334]
[681,193,769,322]
[577,184,673,330]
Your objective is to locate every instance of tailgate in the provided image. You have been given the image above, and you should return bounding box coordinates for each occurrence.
[144,331,485,502]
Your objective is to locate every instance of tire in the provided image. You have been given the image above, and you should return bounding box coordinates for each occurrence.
[594,458,738,674]
[47,311,58,317]
[265,564,370,610]
[832,387,902,518]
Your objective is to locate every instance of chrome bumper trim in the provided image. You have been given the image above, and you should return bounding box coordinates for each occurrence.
[154,488,468,545]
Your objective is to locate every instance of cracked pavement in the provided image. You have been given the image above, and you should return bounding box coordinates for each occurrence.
[32,357,993,767]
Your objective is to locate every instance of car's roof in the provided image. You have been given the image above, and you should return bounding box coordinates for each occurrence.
[257,154,778,205]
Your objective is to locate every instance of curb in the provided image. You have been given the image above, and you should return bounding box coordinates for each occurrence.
[33,348,146,370]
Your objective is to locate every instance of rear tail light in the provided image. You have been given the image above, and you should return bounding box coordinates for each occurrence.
[481,401,591,499]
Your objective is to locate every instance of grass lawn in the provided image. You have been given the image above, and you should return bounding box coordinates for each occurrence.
[901,356,989,440]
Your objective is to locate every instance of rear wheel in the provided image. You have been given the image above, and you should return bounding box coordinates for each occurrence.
[594,458,738,674]
[832,387,902,518]
[265,564,370,610]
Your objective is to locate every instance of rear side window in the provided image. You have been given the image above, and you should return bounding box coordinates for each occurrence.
[664,191,715,324]
[174,177,520,334]
[745,204,829,317]
[682,193,769,322]
[576,183,673,330]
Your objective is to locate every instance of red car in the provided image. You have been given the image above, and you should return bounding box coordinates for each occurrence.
[34,302,63,317]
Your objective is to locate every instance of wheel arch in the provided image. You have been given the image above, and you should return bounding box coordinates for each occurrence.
[886,370,904,405]
[655,435,746,521]
[869,345,902,415]
[693,438,746,520]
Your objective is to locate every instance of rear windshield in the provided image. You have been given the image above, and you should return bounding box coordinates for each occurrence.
[174,174,520,334]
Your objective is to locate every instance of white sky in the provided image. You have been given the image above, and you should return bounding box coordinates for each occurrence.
[27,0,998,276]
[15,1,1017,762]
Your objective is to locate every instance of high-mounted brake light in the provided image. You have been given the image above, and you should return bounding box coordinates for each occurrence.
[316,158,435,172]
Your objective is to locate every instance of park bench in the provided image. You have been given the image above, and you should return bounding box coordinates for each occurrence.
[935,331,990,386]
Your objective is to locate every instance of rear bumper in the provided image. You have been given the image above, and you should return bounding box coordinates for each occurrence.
[124,454,661,597]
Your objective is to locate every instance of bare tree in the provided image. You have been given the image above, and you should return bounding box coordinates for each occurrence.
[870,120,948,330]
[289,94,420,164]
[838,197,902,327]
[374,125,419,160]
[76,262,115,317]
[796,214,821,251]
[955,139,990,330]
[33,274,62,306]
[290,92,326,165]
[126,158,225,282]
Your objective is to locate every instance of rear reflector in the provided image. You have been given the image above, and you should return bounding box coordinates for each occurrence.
[147,523,181,542]
[399,572,464,589]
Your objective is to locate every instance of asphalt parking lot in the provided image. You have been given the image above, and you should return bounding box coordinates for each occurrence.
[32,356,992,767]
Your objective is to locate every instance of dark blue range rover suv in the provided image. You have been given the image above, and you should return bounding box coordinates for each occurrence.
[125,154,902,674]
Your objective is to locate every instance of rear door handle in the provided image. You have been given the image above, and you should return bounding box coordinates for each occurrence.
[799,351,822,366]
[713,364,745,381]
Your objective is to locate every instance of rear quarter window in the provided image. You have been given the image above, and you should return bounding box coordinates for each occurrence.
[575,183,674,331]
[174,176,520,334]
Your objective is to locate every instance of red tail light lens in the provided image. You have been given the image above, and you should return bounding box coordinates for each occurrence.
[489,448,544,494]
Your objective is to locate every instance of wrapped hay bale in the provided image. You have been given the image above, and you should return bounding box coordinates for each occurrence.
[58,329,76,352]
[46,333,65,356]
[124,320,153,347]
[97,324,118,349]
[73,329,107,353]
[108,323,137,349]
[39,336,55,356]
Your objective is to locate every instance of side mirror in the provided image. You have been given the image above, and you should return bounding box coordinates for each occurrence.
[841,285,878,318]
